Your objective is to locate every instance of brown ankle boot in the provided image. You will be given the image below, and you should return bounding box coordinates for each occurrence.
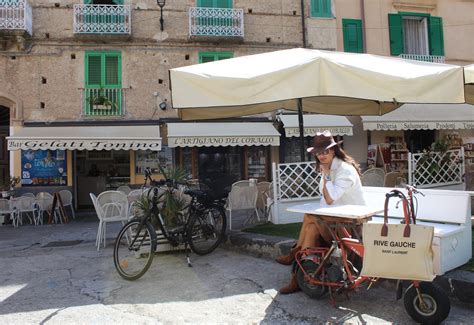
[275,245,301,265]
[279,273,300,294]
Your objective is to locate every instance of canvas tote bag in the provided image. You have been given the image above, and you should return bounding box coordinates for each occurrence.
[361,193,436,281]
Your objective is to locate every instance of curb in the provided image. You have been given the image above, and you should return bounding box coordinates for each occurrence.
[224,230,474,304]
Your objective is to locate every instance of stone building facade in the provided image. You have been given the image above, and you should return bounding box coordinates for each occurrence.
[0,0,473,207]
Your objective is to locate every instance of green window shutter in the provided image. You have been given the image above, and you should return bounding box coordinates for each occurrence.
[311,0,332,18]
[199,51,233,63]
[428,16,444,56]
[388,13,404,55]
[104,53,121,87]
[342,19,363,53]
[85,53,102,87]
[197,0,232,8]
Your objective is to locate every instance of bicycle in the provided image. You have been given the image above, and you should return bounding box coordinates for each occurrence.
[113,168,227,281]
[294,185,451,324]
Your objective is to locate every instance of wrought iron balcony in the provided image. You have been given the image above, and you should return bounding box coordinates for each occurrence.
[189,7,244,38]
[73,4,131,35]
[81,88,126,117]
[0,0,32,36]
[399,54,445,63]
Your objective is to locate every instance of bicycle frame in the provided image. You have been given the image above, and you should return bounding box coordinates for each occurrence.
[295,188,415,292]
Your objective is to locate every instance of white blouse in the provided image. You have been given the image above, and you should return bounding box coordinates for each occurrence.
[319,157,366,207]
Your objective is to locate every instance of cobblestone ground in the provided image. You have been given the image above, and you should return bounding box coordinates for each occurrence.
[0,222,473,324]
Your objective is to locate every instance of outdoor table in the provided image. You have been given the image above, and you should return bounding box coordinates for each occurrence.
[287,203,384,240]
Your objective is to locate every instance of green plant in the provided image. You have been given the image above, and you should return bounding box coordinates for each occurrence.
[0,176,20,191]
[132,166,189,227]
[87,89,118,110]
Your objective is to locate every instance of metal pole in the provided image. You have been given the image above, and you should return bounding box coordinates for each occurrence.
[297,98,305,162]
[300,0,307,48]
[160,7,164,31]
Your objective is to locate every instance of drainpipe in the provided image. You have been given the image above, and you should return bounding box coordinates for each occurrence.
[360,0,367,52]
[300,0,307,48]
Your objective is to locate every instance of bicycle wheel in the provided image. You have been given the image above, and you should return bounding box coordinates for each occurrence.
[114,219,157,281]
[188,204,227,255]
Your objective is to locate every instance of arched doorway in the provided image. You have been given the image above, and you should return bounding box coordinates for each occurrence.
[0,106,9,181]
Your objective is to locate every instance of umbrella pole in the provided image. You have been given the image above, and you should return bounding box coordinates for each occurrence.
[297,98,305,162]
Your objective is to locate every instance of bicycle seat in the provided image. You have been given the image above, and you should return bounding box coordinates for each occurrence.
[184,189,208,201]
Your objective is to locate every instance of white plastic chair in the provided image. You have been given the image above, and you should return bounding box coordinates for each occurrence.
[225,184,260,230]
[232,180,251,188]
[0,199,17,227]
[36,192,54,225]
[95,191,129,250]
[117,185,132,195]
[59,189,75,219]
[361,168,385,187]
[14,196,38,226]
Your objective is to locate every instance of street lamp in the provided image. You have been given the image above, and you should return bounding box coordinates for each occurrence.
[157,0,166,32]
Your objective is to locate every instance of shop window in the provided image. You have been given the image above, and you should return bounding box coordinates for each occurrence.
[388,13,444,56]
[199,51,233,63]
[311,0,332,18]
[247,147,267,179]
[135,147,174,176]
[84,50,122,115]
[21,150,67,186]
[283,137,312,163]
[342,18,363,53]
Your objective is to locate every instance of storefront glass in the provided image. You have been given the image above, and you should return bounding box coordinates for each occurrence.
[21,149,67,186]
[135,147,174,175]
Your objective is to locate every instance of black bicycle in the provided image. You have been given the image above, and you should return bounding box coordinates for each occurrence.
[113,169,227,281]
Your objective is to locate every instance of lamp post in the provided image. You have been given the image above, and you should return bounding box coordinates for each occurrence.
[157,0,166,31]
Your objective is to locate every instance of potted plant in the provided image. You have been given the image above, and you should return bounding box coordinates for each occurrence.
[0,176,20,198]
[133,166,188,228]
[87,89,118,110]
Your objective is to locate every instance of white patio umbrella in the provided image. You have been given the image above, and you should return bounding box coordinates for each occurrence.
[169,48,464,160]
[465,64,474,104]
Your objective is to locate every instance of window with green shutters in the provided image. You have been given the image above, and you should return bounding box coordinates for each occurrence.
[197,0,232,8]
[342,19,363,53]
[388,13,444,57]
[311,0,332,18]
[199,51,233,63]
[84,51,123,116]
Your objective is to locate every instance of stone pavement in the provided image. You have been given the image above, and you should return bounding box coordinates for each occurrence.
[225,230,474,304]
[0,218,472,324]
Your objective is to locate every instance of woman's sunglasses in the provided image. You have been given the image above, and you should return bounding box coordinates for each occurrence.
[313,149,330,157]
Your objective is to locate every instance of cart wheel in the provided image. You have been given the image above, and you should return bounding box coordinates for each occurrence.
[296,259,328,299]
[403,282,450,325]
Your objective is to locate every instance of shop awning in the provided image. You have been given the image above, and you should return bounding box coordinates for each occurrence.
[278,114,353,137]
[167,122,280,147]
[7,125,162,151]
[361,104,474,131]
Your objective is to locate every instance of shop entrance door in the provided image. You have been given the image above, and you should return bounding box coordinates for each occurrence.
[405,130,435,153]
[0,106,10,182]
[197,147,242,197]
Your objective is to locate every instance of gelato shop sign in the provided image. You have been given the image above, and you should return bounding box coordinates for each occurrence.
[8,139,162,151]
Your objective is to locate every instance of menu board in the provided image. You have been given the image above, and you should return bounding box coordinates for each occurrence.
[21,150,67,186]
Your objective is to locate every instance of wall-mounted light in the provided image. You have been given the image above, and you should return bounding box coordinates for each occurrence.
[157,0,166,32]
[159,101,167,110]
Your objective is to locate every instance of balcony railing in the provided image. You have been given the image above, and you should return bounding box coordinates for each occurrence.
[189,7,244,38]
[399,54,445,63]
[82,88,126,117]
[0,0,32,35]
[73,4,131,34]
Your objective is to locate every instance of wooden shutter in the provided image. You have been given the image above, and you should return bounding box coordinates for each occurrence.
[428,16,444,56]
[197,0,215,7]
[388,13,404,56]
[199,52,233,63]
[311,0,331,18]
[343,19,363,53]
[86,53,102,87]
[104,53,121,88]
